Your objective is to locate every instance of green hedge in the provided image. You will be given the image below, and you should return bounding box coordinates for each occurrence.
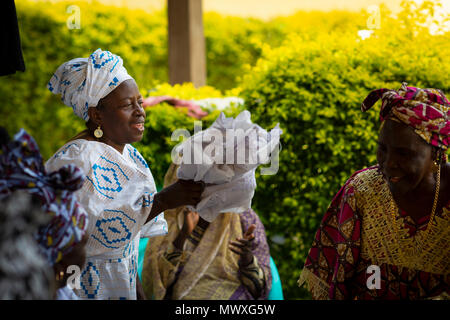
[0,0,295,160]
[0,1,362,159]
[238,5,450,299]
[0,1,168,159]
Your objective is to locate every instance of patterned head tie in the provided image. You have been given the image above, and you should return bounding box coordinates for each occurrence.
[0,129,88,265]
[361,82,450,150]
[47,48,133,121]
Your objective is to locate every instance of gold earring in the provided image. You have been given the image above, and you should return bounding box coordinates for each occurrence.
[94,125,103,138]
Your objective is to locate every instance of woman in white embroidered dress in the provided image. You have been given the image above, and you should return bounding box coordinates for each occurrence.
[45,49,204,300]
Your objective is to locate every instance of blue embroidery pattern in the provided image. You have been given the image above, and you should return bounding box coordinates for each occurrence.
[53,143,79,159]
[109,76,119,87]
[127,146,149,169]
[122,241,132,258]
[91,209,136,249]
[82,102,89,120]
[48,73,58,92]
[110,58,119,73]
[81,262,101,299]
[139,191,154,208]
[129,254,137,286]
[90,50,117,70]
[77,79,86,92]
[87,156,129,199]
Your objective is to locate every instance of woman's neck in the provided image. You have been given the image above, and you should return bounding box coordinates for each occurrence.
[97,135,126,154]
[69,130,126,154]
[393,162,450,222]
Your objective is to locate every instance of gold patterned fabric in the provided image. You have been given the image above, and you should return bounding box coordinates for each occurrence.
[299,166,450,299]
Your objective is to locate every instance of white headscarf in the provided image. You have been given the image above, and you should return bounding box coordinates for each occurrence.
[47,49,133,121]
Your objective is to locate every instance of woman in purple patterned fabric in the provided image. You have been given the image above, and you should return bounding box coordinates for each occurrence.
[0,128,89,299]
[142,163,272,300]
[299,83,449,299]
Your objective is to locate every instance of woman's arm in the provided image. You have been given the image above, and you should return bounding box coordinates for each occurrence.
[146,180,205,224]
[229,224,266,299]
[173,208,199,250]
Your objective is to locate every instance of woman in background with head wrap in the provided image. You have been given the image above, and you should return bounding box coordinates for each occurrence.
[141,163,272,300]
[0,128,88,299]
[45,49,204,299]
[298,83,449,299]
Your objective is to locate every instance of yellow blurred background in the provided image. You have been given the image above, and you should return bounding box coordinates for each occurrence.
[29,0,410,17]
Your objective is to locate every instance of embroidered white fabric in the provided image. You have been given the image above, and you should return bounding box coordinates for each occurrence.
[46,140,167,299]
[176,111,282,222]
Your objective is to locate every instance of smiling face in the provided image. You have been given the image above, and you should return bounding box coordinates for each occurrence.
[88,79,145,150]
[377,119,435,196]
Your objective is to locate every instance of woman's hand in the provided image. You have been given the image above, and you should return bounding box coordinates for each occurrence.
[159,179,205,211]
[147,179,205,222]
[173,208,199,250]
[229,224,256,267]
[181,208,199,237]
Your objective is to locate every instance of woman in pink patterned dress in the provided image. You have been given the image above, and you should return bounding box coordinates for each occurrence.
[299,83,449,299]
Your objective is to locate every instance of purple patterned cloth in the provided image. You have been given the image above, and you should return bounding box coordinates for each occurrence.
[0,129,88,265]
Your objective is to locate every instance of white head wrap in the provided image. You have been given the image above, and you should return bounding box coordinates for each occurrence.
[47,49,133,121]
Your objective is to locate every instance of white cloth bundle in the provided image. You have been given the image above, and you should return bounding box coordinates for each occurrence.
[175,110,282,222]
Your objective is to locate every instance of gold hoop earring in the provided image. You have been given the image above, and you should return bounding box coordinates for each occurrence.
[94,125,103,139]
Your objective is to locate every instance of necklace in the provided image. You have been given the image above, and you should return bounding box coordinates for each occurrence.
[389,164,441,256]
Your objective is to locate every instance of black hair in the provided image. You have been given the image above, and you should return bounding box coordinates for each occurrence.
[96,96,107,111]
[85,98,107,130]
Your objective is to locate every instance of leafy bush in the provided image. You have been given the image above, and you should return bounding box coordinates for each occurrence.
[0,1,363,159]
[0,1,168,159]
[203,13,286,90]
[0,1,280,159]
[238,4,450,299]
